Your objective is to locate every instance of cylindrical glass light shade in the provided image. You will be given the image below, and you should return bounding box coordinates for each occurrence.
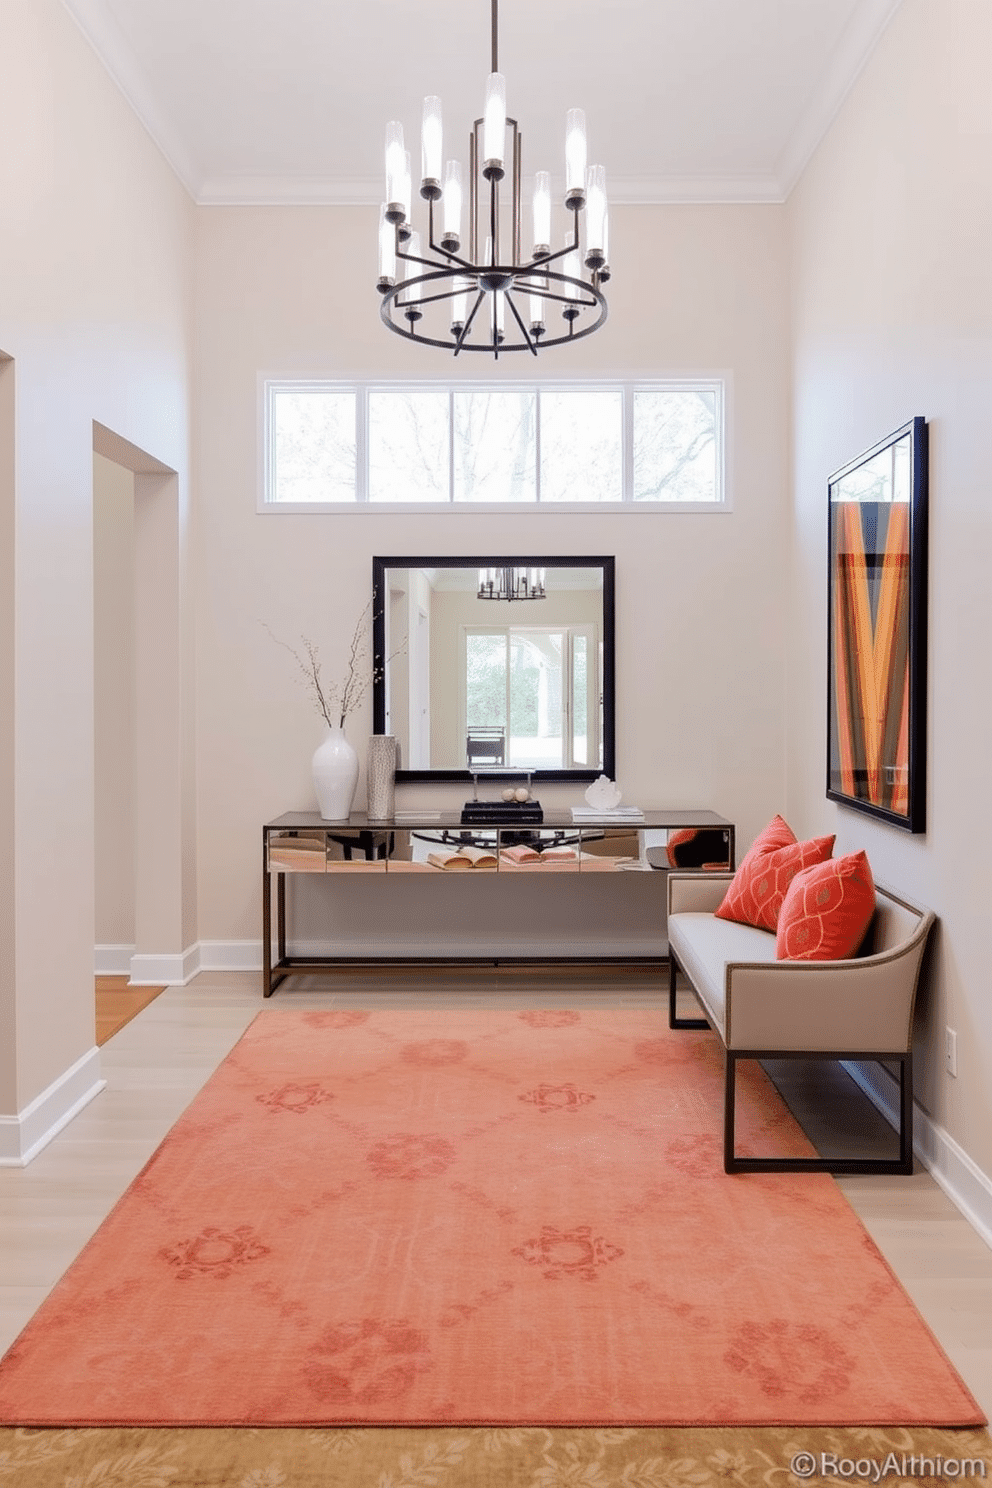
[599,208,611,281]
[562,243,581,318]
[483,72,507,170]
[585,164,607,266]
[565,108,587,200]
[378,204,396,284]
[528,276,547,330]
[451,275,471,333]
[400,150,412,224]
[400,231,422,307]
[532,171,551,255]
[385,121,406,220]
[442,160,462,246]
[421,96,443,187]
[492,289,505,341]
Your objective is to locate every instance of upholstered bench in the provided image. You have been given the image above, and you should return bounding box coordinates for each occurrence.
[666,870,935,1175]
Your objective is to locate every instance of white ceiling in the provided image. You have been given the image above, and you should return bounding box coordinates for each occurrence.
[63,0,903,206]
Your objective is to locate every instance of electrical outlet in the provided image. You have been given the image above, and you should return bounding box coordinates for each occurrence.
[945,1027,958,1078]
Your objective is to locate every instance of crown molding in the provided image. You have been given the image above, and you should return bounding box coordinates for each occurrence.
[61,0,202,199]
[195,172,787,209]
[777,0,904,197]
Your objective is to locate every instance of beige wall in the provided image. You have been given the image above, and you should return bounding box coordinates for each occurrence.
[193,201,791,943]
[787,0,992,1174]
[93,453,136,948]
[0,0,194,1135]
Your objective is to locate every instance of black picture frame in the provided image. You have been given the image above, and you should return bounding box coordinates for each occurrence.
[372,554,616,783]
[826,418,928,832]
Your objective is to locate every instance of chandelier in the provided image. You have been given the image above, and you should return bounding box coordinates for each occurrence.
[376,0,609,358]
[477,566,547,601]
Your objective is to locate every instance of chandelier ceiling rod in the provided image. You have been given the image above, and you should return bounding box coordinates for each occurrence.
[376,0,610,358]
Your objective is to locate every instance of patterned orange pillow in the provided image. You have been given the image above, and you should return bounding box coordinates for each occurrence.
[776,851,876,961]
[714,815,835,932]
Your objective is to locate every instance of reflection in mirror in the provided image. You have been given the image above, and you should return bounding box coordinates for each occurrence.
[372,556,615,781]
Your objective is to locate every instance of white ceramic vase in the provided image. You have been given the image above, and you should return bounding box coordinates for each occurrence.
[312,725,359,820]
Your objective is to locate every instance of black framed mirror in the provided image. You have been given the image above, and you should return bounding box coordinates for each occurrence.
[372,555,615,782]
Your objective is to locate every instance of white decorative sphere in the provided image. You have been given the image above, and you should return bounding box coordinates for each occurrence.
[502,787,516,801]
[514,787,530,802]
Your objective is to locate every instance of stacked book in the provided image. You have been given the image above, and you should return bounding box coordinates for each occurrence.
[570,805,645,822]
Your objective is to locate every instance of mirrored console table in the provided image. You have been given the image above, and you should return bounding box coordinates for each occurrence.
[262,808,735,997]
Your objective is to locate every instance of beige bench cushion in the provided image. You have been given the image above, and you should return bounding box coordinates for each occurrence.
[667,912,777,1038]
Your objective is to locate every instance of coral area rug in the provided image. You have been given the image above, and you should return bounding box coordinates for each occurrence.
[0,1009,983,1428]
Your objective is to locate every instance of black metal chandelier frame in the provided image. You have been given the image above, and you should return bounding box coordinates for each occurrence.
[377,1,609,359]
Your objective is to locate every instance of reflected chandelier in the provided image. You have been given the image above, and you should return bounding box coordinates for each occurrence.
[376,0,610,358]
[477,566,547,602]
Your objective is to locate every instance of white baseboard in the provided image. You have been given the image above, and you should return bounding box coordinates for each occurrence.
[0,1046,106,1167]
[843,1059,992,1250]
[129,944,201,986]
[94,943,136,976]
[197,940,264,972]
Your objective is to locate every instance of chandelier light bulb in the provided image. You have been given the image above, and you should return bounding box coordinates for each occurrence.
[483,72,507,177]
[562,242,581,319]
[532,171,551,257]
[401,231,423,320]
[451,275,471,334]
[377,205,396,288]
[492,287,506,342]
[565,108,587,205]
[421,96,443,197]
[384,121,406,222]
[528,276,547,333]
[600,208,611,282]
[584,164,607,269]
[442,160,463,252]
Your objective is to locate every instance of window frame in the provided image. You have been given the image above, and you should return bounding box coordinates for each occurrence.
[259,376,730,513]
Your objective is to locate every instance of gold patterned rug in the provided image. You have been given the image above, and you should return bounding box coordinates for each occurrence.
[1,1423,989,1487]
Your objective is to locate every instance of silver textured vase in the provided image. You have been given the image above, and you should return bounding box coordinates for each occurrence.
[366,734,397,820]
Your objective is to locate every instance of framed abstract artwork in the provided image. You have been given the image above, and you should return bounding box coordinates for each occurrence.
[826,417,928,832]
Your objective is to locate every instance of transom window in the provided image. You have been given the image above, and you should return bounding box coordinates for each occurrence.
[263,381,725,509]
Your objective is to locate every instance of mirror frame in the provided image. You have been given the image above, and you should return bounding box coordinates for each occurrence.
[372,554,616,783]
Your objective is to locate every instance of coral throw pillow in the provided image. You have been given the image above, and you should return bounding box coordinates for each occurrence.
[776,850,876,961]
[714,815,835,932]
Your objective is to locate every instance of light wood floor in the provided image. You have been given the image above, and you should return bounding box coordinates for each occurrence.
[3,965,991,1421]
[94,975,166,1045]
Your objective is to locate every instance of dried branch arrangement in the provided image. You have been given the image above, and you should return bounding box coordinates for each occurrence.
[265,598,403,731]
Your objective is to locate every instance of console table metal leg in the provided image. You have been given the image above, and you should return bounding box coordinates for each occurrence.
[277,873,287,964]
[262,836,273,997]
